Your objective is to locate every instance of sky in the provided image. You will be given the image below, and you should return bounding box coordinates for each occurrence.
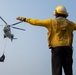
[0,0,76,75]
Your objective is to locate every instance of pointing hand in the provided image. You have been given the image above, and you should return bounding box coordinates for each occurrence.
[16,17,26,22]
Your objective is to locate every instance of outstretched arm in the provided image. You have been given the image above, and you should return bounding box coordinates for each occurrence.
[16,17,51,28]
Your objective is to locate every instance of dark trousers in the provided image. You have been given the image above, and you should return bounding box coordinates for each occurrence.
[51,46,73,75]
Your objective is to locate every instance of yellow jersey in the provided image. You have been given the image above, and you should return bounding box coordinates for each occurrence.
[26,17,76,48]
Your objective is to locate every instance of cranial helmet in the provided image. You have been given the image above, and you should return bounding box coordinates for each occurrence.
[54,5,68,16]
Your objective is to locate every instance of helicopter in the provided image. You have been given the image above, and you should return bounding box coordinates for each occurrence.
[0,16,25,41]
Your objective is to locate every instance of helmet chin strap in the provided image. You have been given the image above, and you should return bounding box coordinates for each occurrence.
[53,10,56,16]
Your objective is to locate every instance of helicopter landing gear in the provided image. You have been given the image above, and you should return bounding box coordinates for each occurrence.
[4,34,6,38]
[11,34,14,41]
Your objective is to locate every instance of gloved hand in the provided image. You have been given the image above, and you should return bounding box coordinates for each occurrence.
[16,17,26,22]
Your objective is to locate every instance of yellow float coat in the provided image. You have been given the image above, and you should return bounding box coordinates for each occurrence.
[26,18,76,48]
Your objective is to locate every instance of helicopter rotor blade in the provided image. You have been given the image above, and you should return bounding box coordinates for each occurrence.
[12,27,25,31]
[11,21,23,26]
[0,16,8,25]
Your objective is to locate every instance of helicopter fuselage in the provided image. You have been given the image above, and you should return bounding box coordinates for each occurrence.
[3,25,14,41]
